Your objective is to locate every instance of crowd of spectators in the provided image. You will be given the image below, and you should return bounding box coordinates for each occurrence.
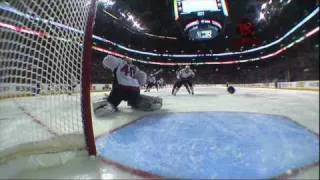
[92,39,319,85]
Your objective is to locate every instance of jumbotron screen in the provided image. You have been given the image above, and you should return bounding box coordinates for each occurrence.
[188,25,220,40]
[173,0,229,20]
[179,0,219,14]
[197,30,213,39]
[184,19,222,40]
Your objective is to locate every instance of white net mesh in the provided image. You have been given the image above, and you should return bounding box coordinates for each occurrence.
[0,0,93,163]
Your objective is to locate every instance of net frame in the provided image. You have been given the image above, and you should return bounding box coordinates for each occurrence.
[81,0,97,156]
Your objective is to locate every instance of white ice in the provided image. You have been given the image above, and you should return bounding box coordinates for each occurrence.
[0,85,319,179]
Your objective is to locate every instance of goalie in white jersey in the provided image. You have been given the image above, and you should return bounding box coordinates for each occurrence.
[93,55,162,116]
[172,65,195,95]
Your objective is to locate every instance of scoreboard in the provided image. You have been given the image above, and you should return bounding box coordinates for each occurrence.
[173,0,229,20]
[185,19,222,40]
[172,0,229,41]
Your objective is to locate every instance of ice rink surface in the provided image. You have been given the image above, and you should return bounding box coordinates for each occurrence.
[1,85,319,179]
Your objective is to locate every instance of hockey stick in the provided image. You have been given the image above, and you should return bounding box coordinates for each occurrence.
[151,69,163,76]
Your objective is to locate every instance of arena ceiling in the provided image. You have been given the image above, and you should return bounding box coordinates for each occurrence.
[0,0,318,65]
[94,0,319,64]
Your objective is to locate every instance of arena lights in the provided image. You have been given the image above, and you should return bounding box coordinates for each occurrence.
[306,27,319,37]
[0,20,318,66]
[0,4,84,35]
[99,0,115,8]
[94,26,318,66]
[101,7,318,57]
[103,9,177,39]
[114,10,146,31]
[91,27,317,65]
[0,4,318,58]
[124,12,145,31]
[0,22,46,37]
[0,4,319,58]
[144,33,177,40]
[258,12,266,21]
[258,0,294,23]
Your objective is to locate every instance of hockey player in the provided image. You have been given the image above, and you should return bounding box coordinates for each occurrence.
[93,55,162,116]
[172,65,195,96]
[157,77,165,89]
[145,74,158,92]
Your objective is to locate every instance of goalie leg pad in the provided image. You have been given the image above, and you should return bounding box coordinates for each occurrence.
[93,99,116,116]
[132,95,163,111]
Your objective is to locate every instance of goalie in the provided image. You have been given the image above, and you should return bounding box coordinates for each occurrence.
[93,55,162,116]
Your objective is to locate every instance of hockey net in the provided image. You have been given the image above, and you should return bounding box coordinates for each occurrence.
[0,0,96,163]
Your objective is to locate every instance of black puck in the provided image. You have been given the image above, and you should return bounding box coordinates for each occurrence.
[227,86,236,94]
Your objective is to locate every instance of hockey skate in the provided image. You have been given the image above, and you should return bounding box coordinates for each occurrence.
[171,88,175,96]
[172,87,179,96]
[172,90,176,96]
[186,86,191,94]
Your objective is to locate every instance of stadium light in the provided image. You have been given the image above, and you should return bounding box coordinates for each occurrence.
[261,3,267,10]
[258,12,266,21]
[99,0,115,7]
